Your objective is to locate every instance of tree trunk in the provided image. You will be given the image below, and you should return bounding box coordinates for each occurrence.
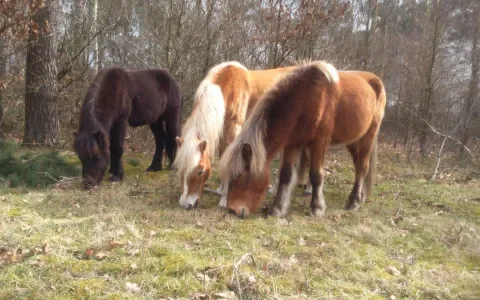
[459,4,480,156]
[24,0,59,145]
[0,37,6,139]
[419,0,441,156]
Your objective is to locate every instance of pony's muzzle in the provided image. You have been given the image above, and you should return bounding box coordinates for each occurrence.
[179,194,199,210]
[227,207,249,219]
[187,200,199,210]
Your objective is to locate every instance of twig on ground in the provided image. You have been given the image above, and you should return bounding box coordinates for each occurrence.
[229,253,256,299]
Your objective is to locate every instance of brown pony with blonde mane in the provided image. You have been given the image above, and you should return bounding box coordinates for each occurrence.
[174,61,302,209]
[220,61,386,218]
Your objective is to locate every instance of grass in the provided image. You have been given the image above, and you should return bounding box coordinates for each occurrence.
[0,142,479,299]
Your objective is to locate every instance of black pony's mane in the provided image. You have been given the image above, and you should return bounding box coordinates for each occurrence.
[74,70,110,159]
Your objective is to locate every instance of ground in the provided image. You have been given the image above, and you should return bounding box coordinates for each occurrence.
[0,141,479,300]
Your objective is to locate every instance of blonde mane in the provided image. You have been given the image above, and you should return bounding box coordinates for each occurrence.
[219,61,338,182]
[174,61,247,177]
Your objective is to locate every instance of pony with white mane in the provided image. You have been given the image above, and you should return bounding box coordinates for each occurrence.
[174,61,305,209]
[220,61,386,218]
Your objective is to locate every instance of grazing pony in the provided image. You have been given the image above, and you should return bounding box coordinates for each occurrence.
[74,67,182,188]
[219,61,386,218]
[173,61,301,209]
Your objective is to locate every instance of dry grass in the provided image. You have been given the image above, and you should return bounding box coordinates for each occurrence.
[0,144,479,299]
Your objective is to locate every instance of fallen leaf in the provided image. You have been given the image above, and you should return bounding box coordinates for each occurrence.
[85,248,94,259]
[298,237,306,246]
[107,239,121,250]
[149,230,156,238]
[29,258,45,267]
[387,266,401,276]
[125,282,141,294]
[196,272,211,283]
[130,263,138,270]
[95,252,108,260]
[42,243,51,254]
[191,293,210,300]
[214,291,236,299]
[127,248,140,256]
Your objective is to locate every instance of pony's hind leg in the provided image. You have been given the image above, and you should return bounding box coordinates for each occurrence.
[147,120,165,172]
[344,131,376,211]
[308,141,328,217]
[269,147,301,217]
[298,148,312,194]
[109,122,127,182]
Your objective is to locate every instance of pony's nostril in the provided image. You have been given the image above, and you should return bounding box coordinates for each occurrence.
[228,209,237,216]
[187,204,193,209]
[193,199,199,208]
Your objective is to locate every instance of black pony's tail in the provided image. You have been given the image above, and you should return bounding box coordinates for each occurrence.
[163,74,183,165]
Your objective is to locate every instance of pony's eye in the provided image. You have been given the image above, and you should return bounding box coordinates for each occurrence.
[198,170,203,176]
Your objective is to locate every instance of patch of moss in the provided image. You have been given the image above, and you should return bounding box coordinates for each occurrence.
[0,140,79,188]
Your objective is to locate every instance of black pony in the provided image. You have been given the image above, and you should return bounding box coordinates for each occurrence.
[74,67,182,188]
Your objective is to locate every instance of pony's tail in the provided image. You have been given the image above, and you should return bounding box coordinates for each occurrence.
[364,78,386,200]
[364,136,377,199]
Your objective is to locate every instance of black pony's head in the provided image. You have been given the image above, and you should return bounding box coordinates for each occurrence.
[73,130,109,189]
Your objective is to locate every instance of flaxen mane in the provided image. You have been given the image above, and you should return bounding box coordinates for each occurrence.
[173,61,247,177]
[219,61,339,182]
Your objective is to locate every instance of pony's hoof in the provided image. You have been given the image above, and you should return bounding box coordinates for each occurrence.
[344,202,360,211]
[146,166,162,172]
[217,196,227,208]
[310,207,325,218]
[269,206,285,217]
[304,185,312,195]
[109,175,122,182]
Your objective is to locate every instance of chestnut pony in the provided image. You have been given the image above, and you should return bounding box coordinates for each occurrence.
[74,67,182,188]
[174,61,305,209]
[219,61,386,218]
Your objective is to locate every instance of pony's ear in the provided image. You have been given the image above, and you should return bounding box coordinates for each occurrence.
[93,131,108,151]
[241,143,253,168]
[176,137,183,147]
[199,140,207,154]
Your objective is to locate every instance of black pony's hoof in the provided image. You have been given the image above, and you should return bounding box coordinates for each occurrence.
[109,175,122,182]
[146,166,162,172]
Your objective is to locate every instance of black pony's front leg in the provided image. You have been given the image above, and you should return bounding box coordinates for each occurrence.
[109,122,126,182]
[146,120,165,172]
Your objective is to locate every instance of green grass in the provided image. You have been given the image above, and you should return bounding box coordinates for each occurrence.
[0,140,79,188]
[0,143,479,299]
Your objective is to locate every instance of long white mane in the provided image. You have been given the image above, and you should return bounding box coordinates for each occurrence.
[173,61,247,177]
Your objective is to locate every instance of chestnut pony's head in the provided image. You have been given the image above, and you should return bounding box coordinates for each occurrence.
[173,82,225,209]
[174,137,211,209]
[221,143,270,217]
[219,106,269,217]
